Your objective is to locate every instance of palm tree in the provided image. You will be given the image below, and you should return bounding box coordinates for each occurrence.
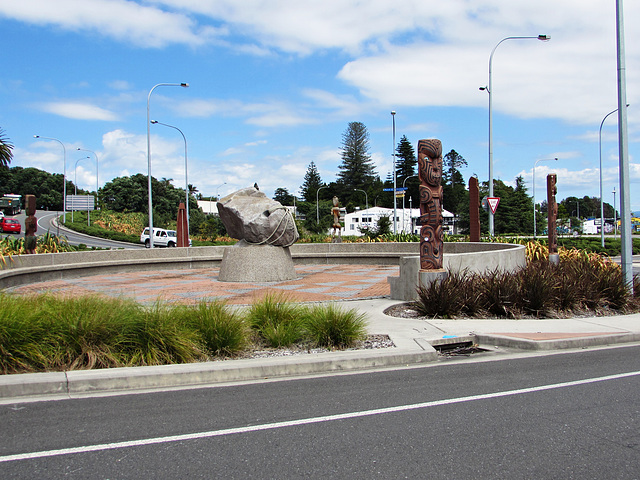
[0,128,13,168]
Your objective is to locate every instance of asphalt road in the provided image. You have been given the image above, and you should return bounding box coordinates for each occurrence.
[1,210,142,249]
[2,345,639,478]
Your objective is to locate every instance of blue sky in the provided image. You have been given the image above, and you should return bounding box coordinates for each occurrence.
[0,0,638,212]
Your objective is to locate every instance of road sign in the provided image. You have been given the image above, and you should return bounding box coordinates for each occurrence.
[487,197,500,214]
[383,188,407,192]
[66,195,95,211]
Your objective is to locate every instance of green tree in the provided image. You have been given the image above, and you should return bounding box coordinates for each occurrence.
[300,161,323,203]
[0,128,13,168]
[395,135,419,210]
[273,187,294,205]
[337,122,376,204]
[442,150,468,215]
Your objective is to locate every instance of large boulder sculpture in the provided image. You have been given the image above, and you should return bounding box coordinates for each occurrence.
[217,187,298,247]
[217,187,299,282]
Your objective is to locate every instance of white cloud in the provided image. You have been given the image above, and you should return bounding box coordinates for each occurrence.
[38,102,119,121]
[0,0,224,48]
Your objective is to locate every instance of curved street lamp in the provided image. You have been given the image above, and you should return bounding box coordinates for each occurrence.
[150,120,189,239]
[532,157,558,239]
[353,188,368,210]
[34,135,67,223]
[480,34,550,236]
[402,175,418,233]
[598,104,628,247]
[72,156,90,223]
[77,147,99,207]
[146,82,189,247]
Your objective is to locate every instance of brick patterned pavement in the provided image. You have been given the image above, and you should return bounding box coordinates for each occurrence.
[7,264,398,305]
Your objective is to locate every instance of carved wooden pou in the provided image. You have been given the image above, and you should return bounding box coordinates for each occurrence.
[417,139,443,271]
[547,173,558,255]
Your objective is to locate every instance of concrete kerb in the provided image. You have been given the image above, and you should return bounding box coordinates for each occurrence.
[0,348,438,401]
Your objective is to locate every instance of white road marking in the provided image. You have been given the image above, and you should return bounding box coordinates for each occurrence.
[2,370,639,463]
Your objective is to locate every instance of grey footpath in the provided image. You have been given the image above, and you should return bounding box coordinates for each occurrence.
[2,297,640,403]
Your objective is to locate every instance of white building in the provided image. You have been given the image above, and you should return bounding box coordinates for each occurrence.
[342,207,455,236]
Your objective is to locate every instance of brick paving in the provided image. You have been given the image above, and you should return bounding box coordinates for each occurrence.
[7,264,398,305]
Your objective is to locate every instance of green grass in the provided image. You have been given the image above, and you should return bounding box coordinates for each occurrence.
[0,293,371,374]
[302,303,367,348]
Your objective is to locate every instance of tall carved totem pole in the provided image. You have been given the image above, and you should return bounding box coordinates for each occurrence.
[547,173,559,264]
[417,139,444,271]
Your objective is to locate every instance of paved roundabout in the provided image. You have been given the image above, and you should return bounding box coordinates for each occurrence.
[5,264,398,305]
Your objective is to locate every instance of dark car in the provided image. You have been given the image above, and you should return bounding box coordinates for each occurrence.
[1,218,21,234]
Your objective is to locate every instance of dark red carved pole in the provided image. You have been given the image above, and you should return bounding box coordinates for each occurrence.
[176,202,189,247]
[24,194,37,254]
[469,176,481,242]
[417,139,443,271]
[547,173,559,263]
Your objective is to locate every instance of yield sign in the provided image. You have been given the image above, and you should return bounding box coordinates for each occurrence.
[487,197,500,214]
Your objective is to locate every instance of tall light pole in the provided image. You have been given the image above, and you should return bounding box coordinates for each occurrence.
[599,107,621,248]
[73,156,90,223]
[146,82,189,247]
[616,0,632,288]
[353,188,368,210]
[391,111,397,234]
[480,35,550,236]
[151,120,189,239]
[316,185,328,224]
[34,135,66,223]
[216,182,226,200]
[402,174,418,233]
[532,157,558,239]
[77,147,99,208]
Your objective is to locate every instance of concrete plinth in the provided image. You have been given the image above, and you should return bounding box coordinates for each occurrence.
[419,269,448,290]
[218,240,297,282]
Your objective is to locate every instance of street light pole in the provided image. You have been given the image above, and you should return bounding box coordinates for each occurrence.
[150,120,189,239]
[316,185,328,224]
[402,175,417,233]
[481,35,550,236]
[73,156,90,223]
[599,107,620,248]
[216,182,226,201]
[146,82,189,247]
[77,148,99,208]
[353,188,368,210]
[532,157,558,239]
[34,135,66,223]
[391,111,397,235]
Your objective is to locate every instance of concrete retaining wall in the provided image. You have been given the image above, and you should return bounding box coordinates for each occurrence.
[387,242,527,301]
[0,242,525,294]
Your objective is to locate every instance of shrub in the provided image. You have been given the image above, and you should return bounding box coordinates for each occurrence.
[247,294,305,347]
[178,301,247,356]
[477,268,521,318]
[413,271,470,318]
[518,262,556,317]
[303,303,367,348]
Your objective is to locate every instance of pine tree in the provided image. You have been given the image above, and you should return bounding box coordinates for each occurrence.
[395,135,418,210]
[442,150,468,215]
[395,135,416,181]
[300,161,323,202]
[337,122,376,189]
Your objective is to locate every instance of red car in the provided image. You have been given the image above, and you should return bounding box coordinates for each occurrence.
[1,217,21,234]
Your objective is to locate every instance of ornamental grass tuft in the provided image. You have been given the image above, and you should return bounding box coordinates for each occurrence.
[247,293,306,347]
[303,303,367,348]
